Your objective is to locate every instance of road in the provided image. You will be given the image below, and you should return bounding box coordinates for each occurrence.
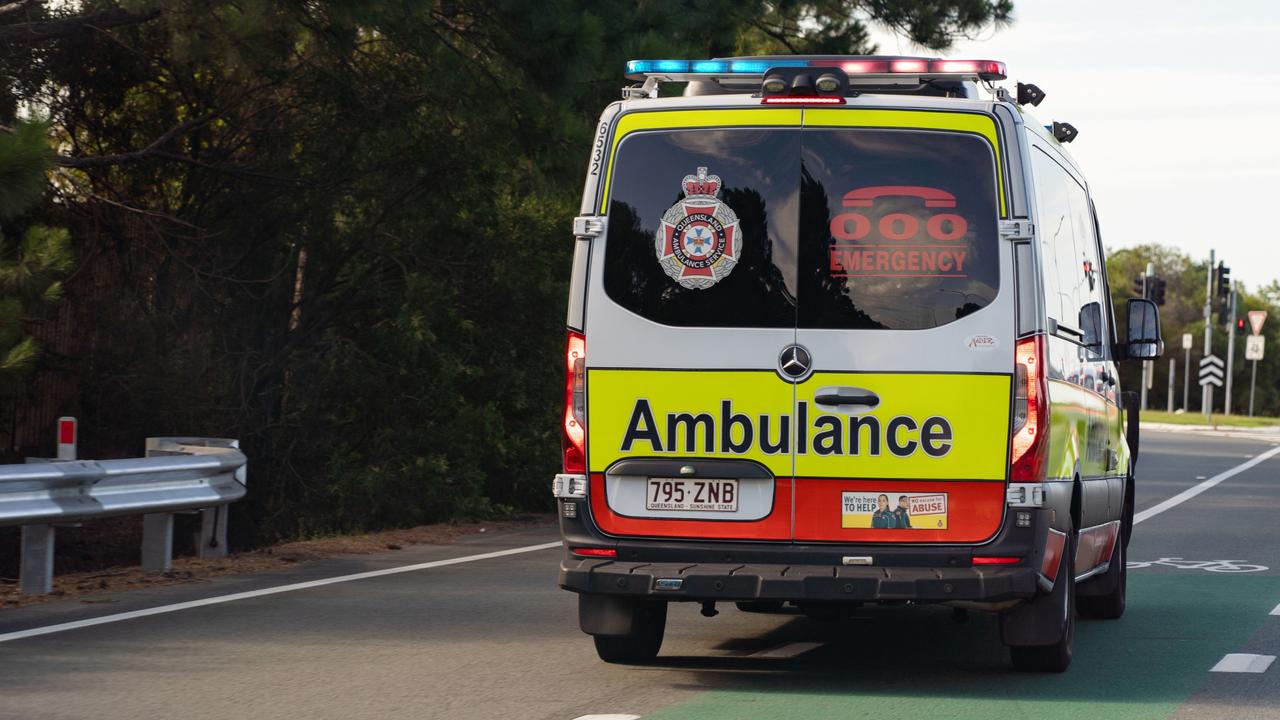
[1,429,1278,720]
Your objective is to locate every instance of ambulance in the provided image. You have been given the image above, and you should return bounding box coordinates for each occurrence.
[553,56,1164,672]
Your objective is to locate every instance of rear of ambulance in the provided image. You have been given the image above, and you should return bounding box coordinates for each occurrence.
[556,61,1063,627]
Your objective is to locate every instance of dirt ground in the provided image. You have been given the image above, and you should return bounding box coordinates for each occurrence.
[0,515,556,610]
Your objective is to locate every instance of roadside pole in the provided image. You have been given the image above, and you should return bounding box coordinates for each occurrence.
[1225,283,1237,415]
[1246,310,1268,416]
[1250,357,1259,416]
[1141,262,1153,411]
[1182,332,1192,410]
[1203,250,1215,421]
[1167,358,1175,412]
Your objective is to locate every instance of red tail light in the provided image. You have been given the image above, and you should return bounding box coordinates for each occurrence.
[562,331,586,473]
[571,547,616,558]
[1011,335,1050,481]
[973,556,1022,566]
[760,95,845,105]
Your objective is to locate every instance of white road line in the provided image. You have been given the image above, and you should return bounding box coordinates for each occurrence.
[1270,603,1280,616]
[751,641,824,659]
[0,540,562,644]
[1134,444,1280,525]
[1211,654,1276,673]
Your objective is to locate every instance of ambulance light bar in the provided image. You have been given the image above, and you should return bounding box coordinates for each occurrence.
[625,57,1006,82]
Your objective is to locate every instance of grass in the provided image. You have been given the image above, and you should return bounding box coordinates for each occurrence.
[1141,409,1280,428]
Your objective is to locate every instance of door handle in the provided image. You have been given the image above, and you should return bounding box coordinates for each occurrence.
[814,388,880,408]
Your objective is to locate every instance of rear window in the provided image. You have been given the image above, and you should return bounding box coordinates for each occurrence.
[797,129,1000,330]
[602,124,999,330]
[602,128,801,328]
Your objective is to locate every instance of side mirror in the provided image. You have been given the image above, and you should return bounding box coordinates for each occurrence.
[1122,298,1163,360]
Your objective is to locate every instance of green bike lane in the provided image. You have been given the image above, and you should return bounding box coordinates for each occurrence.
[636,431,1280,720]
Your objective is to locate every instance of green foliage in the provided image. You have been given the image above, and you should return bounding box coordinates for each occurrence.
[0,117,71,390]
[0,122,50,219]
[3,0,1016,544]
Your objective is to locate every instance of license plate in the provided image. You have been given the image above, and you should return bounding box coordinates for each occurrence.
[646,478,738,512]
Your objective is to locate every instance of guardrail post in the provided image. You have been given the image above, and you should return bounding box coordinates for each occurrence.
[140,513,174,572]
[19,524,55,595]
[196,506,229,558]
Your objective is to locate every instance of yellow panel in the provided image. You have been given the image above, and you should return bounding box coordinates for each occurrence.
[587,369,1011,480]
[587,369,794,475]
[804,108,1007,215]
[599,109,803,211]
[794,373,1011,480]
[599,106,1006,214]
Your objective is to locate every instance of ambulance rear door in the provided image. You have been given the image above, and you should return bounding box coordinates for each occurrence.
[789,108,1015,544]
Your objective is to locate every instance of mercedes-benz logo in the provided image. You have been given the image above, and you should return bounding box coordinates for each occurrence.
[777,344,813,382]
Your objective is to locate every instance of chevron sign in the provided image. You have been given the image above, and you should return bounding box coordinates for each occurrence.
[1199,354,1225,388]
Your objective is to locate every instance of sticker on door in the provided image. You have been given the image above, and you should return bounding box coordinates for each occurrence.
[841,492,948,530]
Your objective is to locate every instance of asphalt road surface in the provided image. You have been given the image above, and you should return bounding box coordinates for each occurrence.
[1,429,1278,720]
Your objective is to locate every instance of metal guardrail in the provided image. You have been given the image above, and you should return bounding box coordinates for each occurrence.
[1,435,247,596]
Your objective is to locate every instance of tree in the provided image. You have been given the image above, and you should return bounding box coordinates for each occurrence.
[0,120,71,392]
[0,0,1020,543]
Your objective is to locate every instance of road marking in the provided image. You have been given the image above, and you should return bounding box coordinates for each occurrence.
[1134,444,1280,525]
[1127,558,1268,573]
[752,642,824,659]
[1270,603,1280,616]
[1211,654,1276,673]
[0,541,562,644]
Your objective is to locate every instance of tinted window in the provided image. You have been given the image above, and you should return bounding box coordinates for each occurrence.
[603,129,800,328]
[1032,148,1107,359]
[797,129,1000,330]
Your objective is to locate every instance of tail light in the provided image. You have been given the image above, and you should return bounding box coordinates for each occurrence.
[1011,335,1050,481]
[562,331,586,473]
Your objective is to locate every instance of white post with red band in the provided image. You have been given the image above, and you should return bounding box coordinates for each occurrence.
[56,416,76,461]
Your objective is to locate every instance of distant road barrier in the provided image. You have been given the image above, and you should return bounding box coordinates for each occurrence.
[1,426,247,595]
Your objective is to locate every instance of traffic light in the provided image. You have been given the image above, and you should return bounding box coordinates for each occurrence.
[1216,262,1231,301]
[1150,276,1166,305]
[1132,274,1146,298]
[1238,318,1246,331]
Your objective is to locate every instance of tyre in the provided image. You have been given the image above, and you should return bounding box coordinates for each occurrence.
[735,600,785,613]
[1078,536,1126,620]
[1007,531,1075,673]
[592,601,667,664]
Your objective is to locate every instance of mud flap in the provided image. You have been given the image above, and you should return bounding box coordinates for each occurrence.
[579,593,665,637]
[1122,390,1140,464]
[1000,532,1073,646]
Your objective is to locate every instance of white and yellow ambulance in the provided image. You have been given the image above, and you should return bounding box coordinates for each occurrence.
[553,56,1164,672]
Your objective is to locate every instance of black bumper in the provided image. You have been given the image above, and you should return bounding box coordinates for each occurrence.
[559,557,1038,603]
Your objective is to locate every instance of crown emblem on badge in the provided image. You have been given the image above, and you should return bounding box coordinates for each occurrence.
[655,167,741,290]
[681,167,722,197]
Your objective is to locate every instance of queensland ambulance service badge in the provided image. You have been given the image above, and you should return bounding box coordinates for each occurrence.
[655,167,741,290]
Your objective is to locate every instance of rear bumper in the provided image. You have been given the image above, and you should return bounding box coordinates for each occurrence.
[559,557,1038,603]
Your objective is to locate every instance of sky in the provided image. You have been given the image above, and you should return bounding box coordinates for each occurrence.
[868,0,1280,293]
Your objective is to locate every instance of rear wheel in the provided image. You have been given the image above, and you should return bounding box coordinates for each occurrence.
[592,601,667,664]
[1006,530,1075,673]
[1079,536,1127,619]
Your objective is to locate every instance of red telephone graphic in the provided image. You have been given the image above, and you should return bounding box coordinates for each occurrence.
[831,185,966,242]
[841,185,958,209]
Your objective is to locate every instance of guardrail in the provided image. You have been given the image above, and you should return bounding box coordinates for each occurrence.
[1,432,247,595]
